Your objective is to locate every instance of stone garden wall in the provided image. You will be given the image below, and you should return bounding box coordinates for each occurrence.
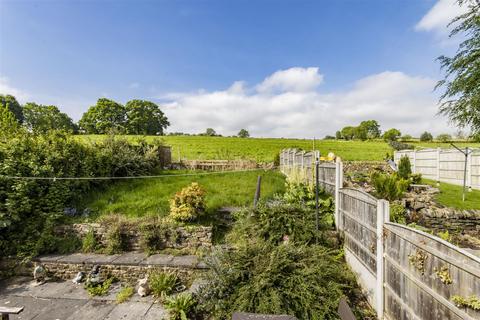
[55,223,213,252]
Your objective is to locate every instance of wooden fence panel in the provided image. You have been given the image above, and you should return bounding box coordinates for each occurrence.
[384,223,480,320]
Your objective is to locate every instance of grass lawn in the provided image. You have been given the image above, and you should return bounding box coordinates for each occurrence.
[77,169,286,219]
[77,135,480,162]
[423,179,480,210]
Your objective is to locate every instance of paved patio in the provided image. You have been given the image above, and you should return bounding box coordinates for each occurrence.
[0,277,168,320]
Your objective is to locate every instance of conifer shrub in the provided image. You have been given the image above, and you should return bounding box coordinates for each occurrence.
[371,172,409,201]
[398,155,412,180]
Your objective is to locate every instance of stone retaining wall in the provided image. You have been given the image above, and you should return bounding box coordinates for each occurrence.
[55,223,212,252]
[419,207,480,235]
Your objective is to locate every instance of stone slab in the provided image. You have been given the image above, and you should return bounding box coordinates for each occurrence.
[0,296,52,320]
[84,254,122,265]
[141,303,168,320]
[29,298,87,320]
[57,253,97,264]
[110,252,147,266]
[66,300,116,320]
[170,256,198,268]
[103,301,152,320]
[139,254,174,266]
[33,254,68,263]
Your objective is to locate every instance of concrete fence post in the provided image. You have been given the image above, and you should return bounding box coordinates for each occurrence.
[436,148,441,183]
[376,199,388,319]
[467,148,473,191]
[412,150,417,174]
[334,158,343,230]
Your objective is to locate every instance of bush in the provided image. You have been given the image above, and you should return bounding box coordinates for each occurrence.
[436,134,452,142]
[390,203,406,224]
[228,202,332,246]
[164,292,196,320]
[198,242,356,320]
[149,271,179,298]
[82,228,98,253]
[420,131,433,142]
[139,219,178,254]
[116,286,134,304]
[400,135,413,142]
[398,156,412,180]
[388,140,414,151]
[169,182,206,222]
[104,223,127,254]
[85,277,114,297]
[371,172,409,201]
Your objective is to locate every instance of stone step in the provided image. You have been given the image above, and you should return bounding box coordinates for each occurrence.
[31,252,208,284]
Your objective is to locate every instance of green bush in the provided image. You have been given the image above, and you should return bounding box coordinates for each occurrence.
[82,228,98,253]
[388,140,414,151]
[164,292,196,320]
[390,203,406,224]
[169,182,206,222]
[116,286,134,304]
[398,156,412,180]
[228,202,332,246]
[420,131,433,142]
[371,172,409,201]
[85,277,114,297]
[104,223,127,254]
[149,271,179,298]
[198,242,356,320]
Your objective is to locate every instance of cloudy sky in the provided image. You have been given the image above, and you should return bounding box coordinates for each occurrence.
[0,0,474,138]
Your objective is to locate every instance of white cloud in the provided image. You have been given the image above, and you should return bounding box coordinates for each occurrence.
[415,0,471,37]
[0,77,30,102]
[161,67,451,138]
[256,67,323,93]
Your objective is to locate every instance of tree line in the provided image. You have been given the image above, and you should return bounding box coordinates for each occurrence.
[0,95,170,135]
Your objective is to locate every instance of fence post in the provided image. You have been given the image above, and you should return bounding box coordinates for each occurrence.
[376,199,387,319]
[436,148,441,184]
[412,150,417,174]
[334,158,343,230]
[467,149,473,191]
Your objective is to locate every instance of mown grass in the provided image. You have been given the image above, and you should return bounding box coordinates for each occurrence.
[78,169,286,219]
[77,135,480,162]
[423,179,480,210]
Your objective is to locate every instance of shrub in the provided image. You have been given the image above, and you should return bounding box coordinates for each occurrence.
[388,140,414,151]
[82,228,98,253]
[139,219,179,254]
[390,203,406,224]
[85,277,114,297]
[149,271,179,298]
[104,223,127,254]
[116,286,134,304]
[371,172,409,201]
[164,292,196,320]
[169,183,206,222]
[410,173,422,184]
[398,156,412,180]
[420,131,433,142]
[400,135,413,142]
[198,242,356,320]
[228,202,332,246]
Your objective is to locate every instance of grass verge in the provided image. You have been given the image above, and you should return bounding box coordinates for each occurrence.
[423,179,480,210]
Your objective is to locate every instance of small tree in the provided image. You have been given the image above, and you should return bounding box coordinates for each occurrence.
[383,128,401,141]
[436,133,452,142]
[420,131,433,142]
[335,131,342,139]
[205,128,217,136]
[400,134,413,142]
[398,155,412,180]
[237,129,250,138]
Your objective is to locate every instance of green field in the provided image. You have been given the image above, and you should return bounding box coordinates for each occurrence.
[423,179,480,210]
[77,169,285,220]
[78,135,480,162]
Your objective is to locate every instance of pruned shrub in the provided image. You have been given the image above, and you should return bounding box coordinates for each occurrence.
[169,182,206,222]
[371,172,409,201]
[197,242,357,320]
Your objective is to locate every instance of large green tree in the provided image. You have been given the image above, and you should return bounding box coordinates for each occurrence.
[23,103,77,133]
[79,98,126,134]
[437,1,480,134]
[359,120,381,139]
[383,128,401,141]
[125,100,169,135]
[0,94,23,124]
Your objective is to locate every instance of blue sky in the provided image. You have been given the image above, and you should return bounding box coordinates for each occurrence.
[0,0,472,137]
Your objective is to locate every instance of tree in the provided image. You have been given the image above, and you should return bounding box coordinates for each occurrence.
[335,131,342,139]
[359,120,381,139]
[383,128,401,141]
[420,131,433,142]
[340,126,356,140]
[23,103,77,133]
[204,128,217,136]
[0,103,19,136]
[79,98,126,134]
[237,129,250,138]
[125,100,169,135]
[354,126,368,141]
[400,134,413,142]
[436,133,452,142]
[437,1,480,135]
[0,94,23,123]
